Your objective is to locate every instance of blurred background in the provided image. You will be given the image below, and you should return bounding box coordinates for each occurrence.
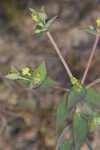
[0,0,100,150]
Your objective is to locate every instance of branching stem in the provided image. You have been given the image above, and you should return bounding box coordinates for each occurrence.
[86,77,100,88]
[81,34,100,84]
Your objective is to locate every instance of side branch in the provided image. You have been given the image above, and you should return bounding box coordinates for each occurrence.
[81,34,99,84]
[86,78,100,88]
[46,31,73,79]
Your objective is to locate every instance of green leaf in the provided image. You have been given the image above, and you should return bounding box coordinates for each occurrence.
[90,117,100,132]
[84,88,100,110]
[29,8,37,16]
[56,92,71,133]
[82,102,100,119]
[34,27,47,34]
[60,139,72,150]
[17,79,31,87]
[6,73,21,80]
[45,16,57,29]
[38,13,46,23]
[87,25,95,30]
[73,112,88,150]
[10,66,17,73]
[90,118,97,132]
[38,7,46,24]
[82,102,94,118]
[30,77,34,88]
[34,61,46,79]
[34,31,43,39]
[34,29,42,34]
[56,126,70,150]
[68,86,85,110]
[34,24,48,36]
[33,61,47,88]
[36,76,58,89]
[83,28,97,35]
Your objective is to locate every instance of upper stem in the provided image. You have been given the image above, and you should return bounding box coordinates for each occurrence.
[46,31,73,79]
[81,34,100,84]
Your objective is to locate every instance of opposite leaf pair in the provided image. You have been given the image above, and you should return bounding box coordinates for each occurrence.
[56,86,100,150]
[30,7,57,38]
[6,62,58,90]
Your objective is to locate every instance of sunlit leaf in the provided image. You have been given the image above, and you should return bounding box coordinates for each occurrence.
[87,25,95,30]
[6,73,21,80]
[34,27,47,34]
[90,118,97,132]
[34,29,42,34]
[90,117,100,132]
[10,66,17,73]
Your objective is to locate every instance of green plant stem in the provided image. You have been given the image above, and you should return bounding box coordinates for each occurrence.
[81,34,100,84]
[86,77,100,88]
[56,125,70,150]
[46,31,73,79]
[86,138,94,150]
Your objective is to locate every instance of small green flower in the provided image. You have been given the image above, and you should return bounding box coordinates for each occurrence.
[30,7,57,38]
[22,67,31,76]
[34,72,41,78]
[30,8,45,27]
[71,77,78,85]
[96,18,100,33]
[96,18,100,27]
[34,72,41,84]
[32,15,44,27]
[71,77,82,92]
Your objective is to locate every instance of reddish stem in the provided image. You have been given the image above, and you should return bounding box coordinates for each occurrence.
[46,31,73,79]
[81,34,100,84]
[86,78,100,88]
[51,86,70,92]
